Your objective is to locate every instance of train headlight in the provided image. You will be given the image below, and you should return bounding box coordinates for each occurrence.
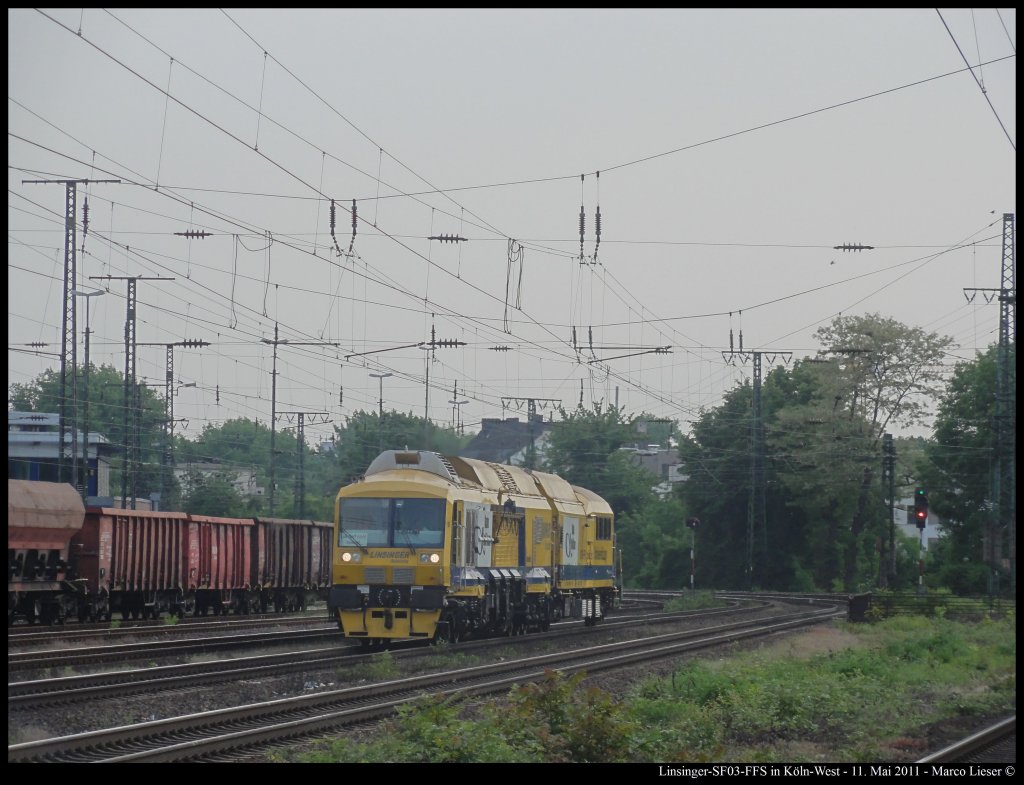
[419,553,441,564]
[341,551,361,563]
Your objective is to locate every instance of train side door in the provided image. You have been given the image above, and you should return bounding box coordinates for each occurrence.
[561,515,580,568]
[465,501,492,568]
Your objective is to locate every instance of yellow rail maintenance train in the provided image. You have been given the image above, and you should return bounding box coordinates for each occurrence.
[328,450,617,648]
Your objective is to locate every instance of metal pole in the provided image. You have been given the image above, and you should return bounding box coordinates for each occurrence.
[74,289,104,498]
[370,372,392,454]
[690,525,695,592]
[270,323,278,515]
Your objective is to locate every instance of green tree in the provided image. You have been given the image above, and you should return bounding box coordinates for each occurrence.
[920,343,1011,591]
[813,314,954,589]
[181,469,248,516]
[616,497,690,589]
[542,402,656,516]
[677,314,953,591]
[9,363,172,502]
[174,417,331,519]
[764,359,876,590]
[332,409,469,486]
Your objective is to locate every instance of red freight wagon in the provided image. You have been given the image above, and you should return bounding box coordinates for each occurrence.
[75,508,191,620]
[253,518,334,612]
[8,480,84,625]
[187,514,256,615]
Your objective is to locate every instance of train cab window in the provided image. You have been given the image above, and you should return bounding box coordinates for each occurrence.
[339,498,390,547]
[340,498,445,549]
[595,516,612,541]
[394,499,445,548]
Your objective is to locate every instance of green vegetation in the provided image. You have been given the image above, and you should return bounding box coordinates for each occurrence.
[343,650,398,682]
[271,615,1014,763]
[663,590,729,612]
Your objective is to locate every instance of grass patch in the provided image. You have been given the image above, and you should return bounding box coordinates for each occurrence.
[663,590,729,612]
[276,614,1015,763]
[344,650,398,682]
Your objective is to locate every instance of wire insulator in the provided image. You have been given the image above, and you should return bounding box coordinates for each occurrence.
[82,199,90,236]
[349,200,357,253]
[330,199,336,233]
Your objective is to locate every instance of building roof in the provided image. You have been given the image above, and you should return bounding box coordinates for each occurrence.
[461,416,551,463]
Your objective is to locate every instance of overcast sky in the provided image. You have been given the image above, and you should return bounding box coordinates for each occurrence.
[8,8,1017,449]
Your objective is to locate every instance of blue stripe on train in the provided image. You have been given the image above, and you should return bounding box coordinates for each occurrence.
[558,564,615,581]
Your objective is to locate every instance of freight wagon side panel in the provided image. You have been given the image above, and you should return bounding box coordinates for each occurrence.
[96,509,190,592]
[73,511,111,594]
[311,521,333,587]
[255,517,318,588]
[189,515,254,589]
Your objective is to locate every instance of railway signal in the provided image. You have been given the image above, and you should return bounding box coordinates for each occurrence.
[913,488,928,528]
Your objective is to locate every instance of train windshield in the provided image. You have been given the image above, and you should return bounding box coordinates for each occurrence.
[339,498,445,549]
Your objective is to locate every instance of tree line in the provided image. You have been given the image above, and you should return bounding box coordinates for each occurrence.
[8,313,1011,594]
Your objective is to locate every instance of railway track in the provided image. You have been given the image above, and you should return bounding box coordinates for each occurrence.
[918,716,1016,765]
[8,602,842,762]
[8,597,766,675]
[9,600,770,703]
[7,608,331,649]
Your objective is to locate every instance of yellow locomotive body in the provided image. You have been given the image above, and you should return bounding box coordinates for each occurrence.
[329,450,616,646]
